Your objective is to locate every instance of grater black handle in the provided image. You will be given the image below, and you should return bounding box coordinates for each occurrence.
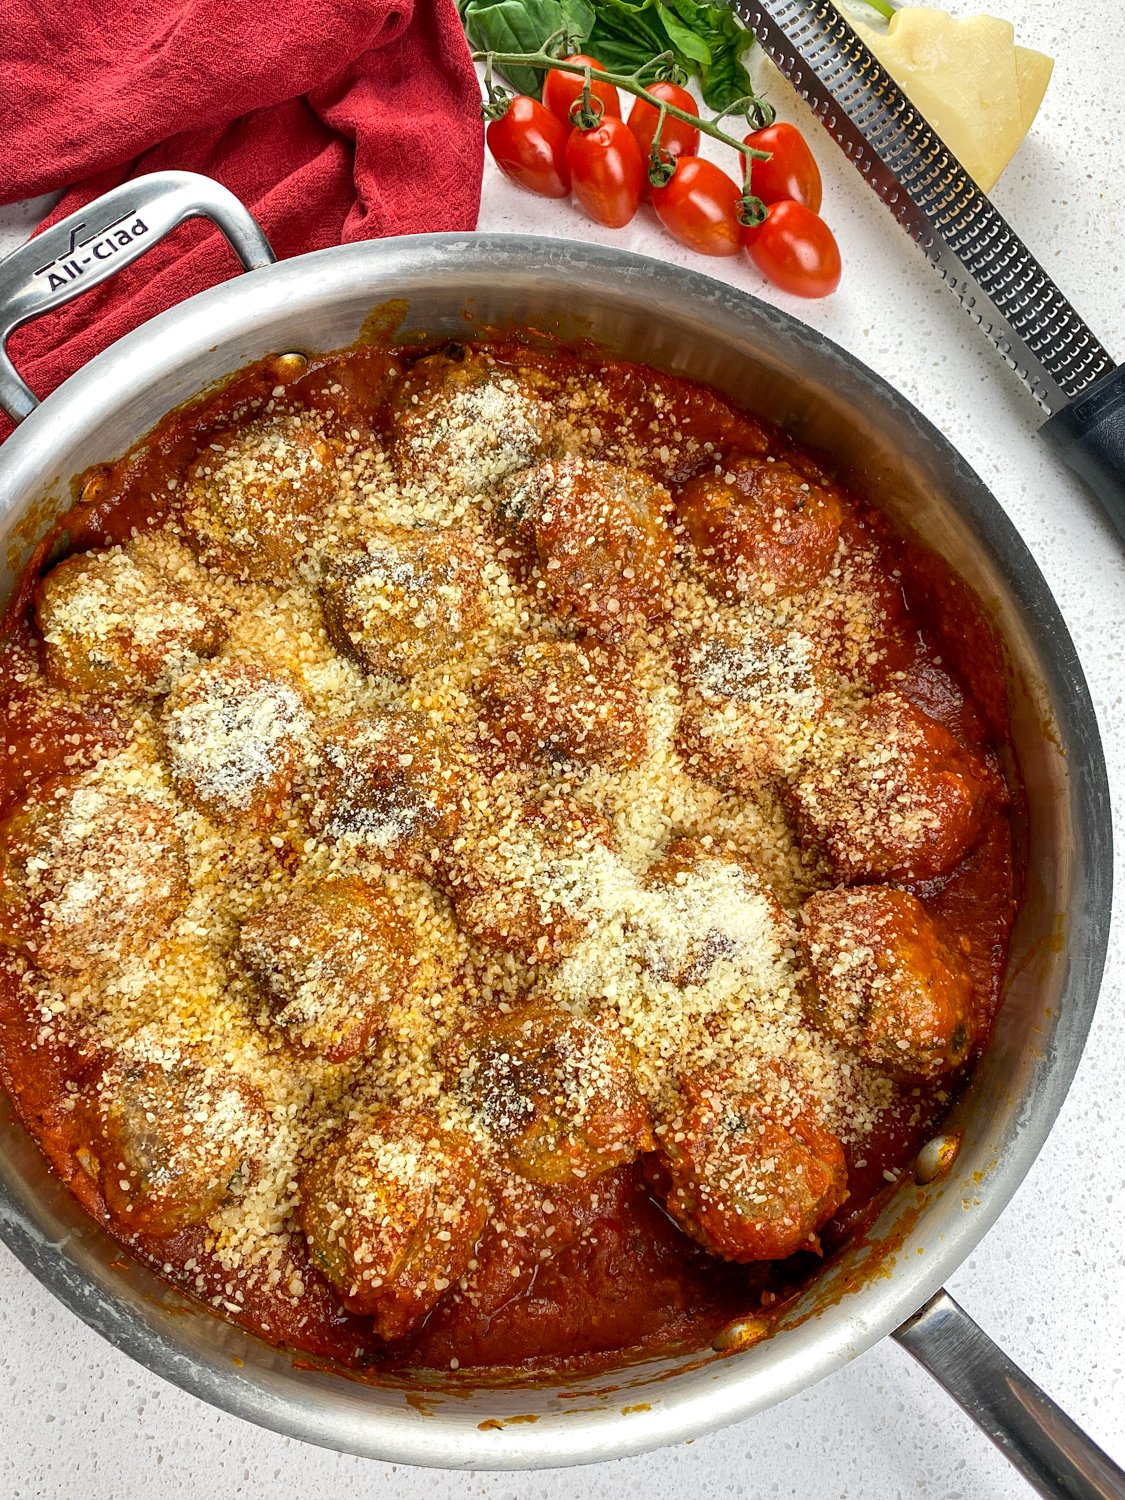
[1041,367,1125,544]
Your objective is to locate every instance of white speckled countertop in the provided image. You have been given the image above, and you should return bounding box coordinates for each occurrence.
[1,3,1123,1495]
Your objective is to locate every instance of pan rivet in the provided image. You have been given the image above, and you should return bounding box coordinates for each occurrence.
[711,1316,771,1353]
[273,353,308,378]
[914,1133,961,1184]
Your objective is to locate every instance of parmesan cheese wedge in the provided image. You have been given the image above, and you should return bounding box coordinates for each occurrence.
[849,7,1053,192]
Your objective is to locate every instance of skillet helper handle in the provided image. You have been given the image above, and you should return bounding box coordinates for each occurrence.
[894,1290,1125,1500]
[0,169,275,426]
[1041,366,1125,544]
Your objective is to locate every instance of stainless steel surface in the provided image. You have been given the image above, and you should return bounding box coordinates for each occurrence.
[0,169,275,424]
[731,0,1116,416]
[895,1293,1125,1499]
[0,231,1113,1469]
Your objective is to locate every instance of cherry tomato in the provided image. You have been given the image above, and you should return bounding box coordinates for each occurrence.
[567,118,644,228]
[486,96,572,199]
[741,199,842,298]
[627,82,701,200]
[651,157,742,258]
[543,54,622,127]
[743,122,823,212]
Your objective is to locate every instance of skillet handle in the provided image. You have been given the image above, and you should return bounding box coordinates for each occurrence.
[1040,367,1125,545]
[0,170,275,426]
[894,1290,1125,1499]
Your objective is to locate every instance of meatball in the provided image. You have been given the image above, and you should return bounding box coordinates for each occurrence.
[299,1109,489,1339]
[391,349,556,496]
[801,885,976,1079]
[161,659,311,829]
[240,878,416,1062]
[440,794,616,962]
[654,1068,848,1262]
[476,637,648,769]
[676,454,843,601]
[675,622,831,790]
[499,457,674,640]
[181,412,339,581]
[792,535,911,687]
[34,548,227,698]
[450,1001,653,1185]
[308,710,463,870]
[81,1051,268,1236]
[641,840,796,988]
[320,527,488,680]
[789,691,995,883]
[0,778,187,973]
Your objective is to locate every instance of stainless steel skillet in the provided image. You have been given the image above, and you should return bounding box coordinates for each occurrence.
[0,172,1117,1487]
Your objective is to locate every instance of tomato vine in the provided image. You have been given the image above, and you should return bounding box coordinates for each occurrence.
[475,43,773,225]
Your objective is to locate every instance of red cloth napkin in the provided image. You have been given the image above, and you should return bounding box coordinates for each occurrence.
[0,0,484,442]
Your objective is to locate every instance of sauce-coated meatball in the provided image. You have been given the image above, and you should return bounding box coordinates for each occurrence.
[240,878,416,1062]
[181,413,339,582]
[500,457,674,640]
[308,711,463,870]
[299,1109,489,1338]
[320,527,488,680]
[451,1001,653,1185]
[34,548,227,698]
[440,794,615,962]
[81,1052,268,1235]
[676,455,843,601]
[161,659,311,829]
[675,622,831,790]
[0,778,187,972]
[654,1067,848,1262]
[641,839,795,988]
[790,691,994,883]
[476,637,647,769]
[801,885,976,1079]
[790,535,911,688]
[391,349,556,496]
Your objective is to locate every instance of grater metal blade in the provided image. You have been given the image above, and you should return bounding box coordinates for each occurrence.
[732,0,1116,416]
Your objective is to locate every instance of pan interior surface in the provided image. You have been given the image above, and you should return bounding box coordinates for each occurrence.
[0,237,1110,1468]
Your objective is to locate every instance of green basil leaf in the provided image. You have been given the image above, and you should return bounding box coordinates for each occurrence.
[689,1,757,110]
[587,0,676,73]
[460,0,594,96]
[459,0,756,110]
[654,1,711,64]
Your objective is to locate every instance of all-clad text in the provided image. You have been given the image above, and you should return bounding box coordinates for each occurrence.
[35,215,150,292]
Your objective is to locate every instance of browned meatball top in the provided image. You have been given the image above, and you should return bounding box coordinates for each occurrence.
[35,548,227,699]
[654,1067,848,1263]
[640,839,796,988]
[675,454,844,602]
[181,412,340,582]
[160,658,312,829]
[499,457,675,640]
[476,636,648,770]
[299,1109,489,1339]
[240,878,416,1062]
[80,1049,268,1236]
[675,621,832,791]
[790,692,996,883]
[320,527,488,680]
[0,778,187,973]
[801,885,976,1079]
[307,710,463,870]
[438,793,617,963]
[449,1001,653,1186]
[390,349,557,495]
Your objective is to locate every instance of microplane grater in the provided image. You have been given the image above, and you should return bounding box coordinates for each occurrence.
[731,0,1125,537]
